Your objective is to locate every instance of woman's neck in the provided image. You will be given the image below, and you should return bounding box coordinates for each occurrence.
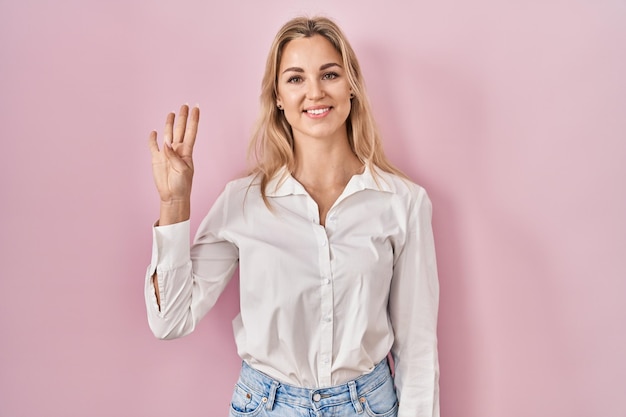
[291,133,363,189]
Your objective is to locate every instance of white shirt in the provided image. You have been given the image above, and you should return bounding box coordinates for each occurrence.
[145,166,440,417]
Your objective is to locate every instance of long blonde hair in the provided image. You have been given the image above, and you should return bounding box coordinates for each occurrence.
[248,16,405,204]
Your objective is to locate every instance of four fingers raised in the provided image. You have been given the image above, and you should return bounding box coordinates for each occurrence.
[149,104,200,154]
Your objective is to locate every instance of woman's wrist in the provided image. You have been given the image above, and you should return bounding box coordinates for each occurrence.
[158,199,191,225]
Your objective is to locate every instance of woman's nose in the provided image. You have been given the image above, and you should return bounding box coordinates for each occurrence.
[306,79,325,100]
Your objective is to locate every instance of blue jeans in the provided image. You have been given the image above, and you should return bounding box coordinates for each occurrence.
[228,358,398,417]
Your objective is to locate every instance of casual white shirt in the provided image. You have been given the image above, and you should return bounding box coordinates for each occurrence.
[145,166,440,417]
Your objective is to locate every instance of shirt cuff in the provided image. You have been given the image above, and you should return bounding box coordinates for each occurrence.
[149,220,191,274]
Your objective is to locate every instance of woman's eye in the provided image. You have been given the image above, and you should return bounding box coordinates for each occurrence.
[322,72,339,80]
[287,76,302,84]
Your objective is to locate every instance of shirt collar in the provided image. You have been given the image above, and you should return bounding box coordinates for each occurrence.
[265,165,395,198]
[264,168,306,197]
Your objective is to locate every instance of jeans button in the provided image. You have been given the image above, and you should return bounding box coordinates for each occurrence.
[313,392,321,402]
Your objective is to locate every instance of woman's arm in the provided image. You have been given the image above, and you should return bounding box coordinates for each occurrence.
[147,104,198,309]
[389,187,440,417]
[144,210,238,340]
[144,105,238,340]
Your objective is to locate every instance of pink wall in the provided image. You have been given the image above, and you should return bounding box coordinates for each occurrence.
[1,1,625,416]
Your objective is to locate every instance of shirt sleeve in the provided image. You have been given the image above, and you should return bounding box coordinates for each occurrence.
[144,185,239,339]
[389,188,440,417]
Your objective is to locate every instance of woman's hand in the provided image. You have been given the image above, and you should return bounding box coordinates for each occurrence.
[148,104,199,225]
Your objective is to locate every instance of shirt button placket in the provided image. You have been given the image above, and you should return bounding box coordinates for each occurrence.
[317,227,333,387]
[319,244,334,386]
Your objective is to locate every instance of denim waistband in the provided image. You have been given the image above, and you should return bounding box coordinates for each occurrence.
[237,358,392,411]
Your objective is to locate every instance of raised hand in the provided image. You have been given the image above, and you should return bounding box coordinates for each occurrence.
[148,104,200,225]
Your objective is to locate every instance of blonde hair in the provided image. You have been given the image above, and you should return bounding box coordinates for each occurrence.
[248,16,406,204]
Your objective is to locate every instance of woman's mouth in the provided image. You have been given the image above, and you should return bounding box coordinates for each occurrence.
[304,107,331,117]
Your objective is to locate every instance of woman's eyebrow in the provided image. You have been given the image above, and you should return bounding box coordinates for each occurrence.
[281,62,343,74]
[282,66,304,74]
[320,62,342,71]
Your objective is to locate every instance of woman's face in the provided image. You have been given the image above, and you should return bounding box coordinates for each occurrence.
[276,35,352,144]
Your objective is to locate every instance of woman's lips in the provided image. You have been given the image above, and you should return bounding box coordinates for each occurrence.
[304,107,331,118]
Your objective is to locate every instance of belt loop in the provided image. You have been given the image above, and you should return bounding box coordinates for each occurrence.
[348,380,363,414]
[266,380,280,411]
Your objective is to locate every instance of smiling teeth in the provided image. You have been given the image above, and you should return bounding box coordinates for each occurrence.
[307,108,329,115]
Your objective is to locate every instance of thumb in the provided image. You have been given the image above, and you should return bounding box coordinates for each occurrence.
[163,141,191,173]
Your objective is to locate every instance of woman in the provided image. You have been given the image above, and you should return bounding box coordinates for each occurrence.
[146,16,439,417]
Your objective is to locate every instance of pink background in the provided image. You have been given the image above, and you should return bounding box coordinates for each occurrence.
[1,1,625,416]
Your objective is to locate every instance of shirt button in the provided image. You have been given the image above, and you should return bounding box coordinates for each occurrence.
[324,317,332,322]
[313,392,321,402]
[324,278,330,285]
[321,240,327,247]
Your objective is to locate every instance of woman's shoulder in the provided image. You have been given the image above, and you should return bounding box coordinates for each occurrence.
[371,166,428,200]
[219,173,262,201]
[224,173,259,190]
